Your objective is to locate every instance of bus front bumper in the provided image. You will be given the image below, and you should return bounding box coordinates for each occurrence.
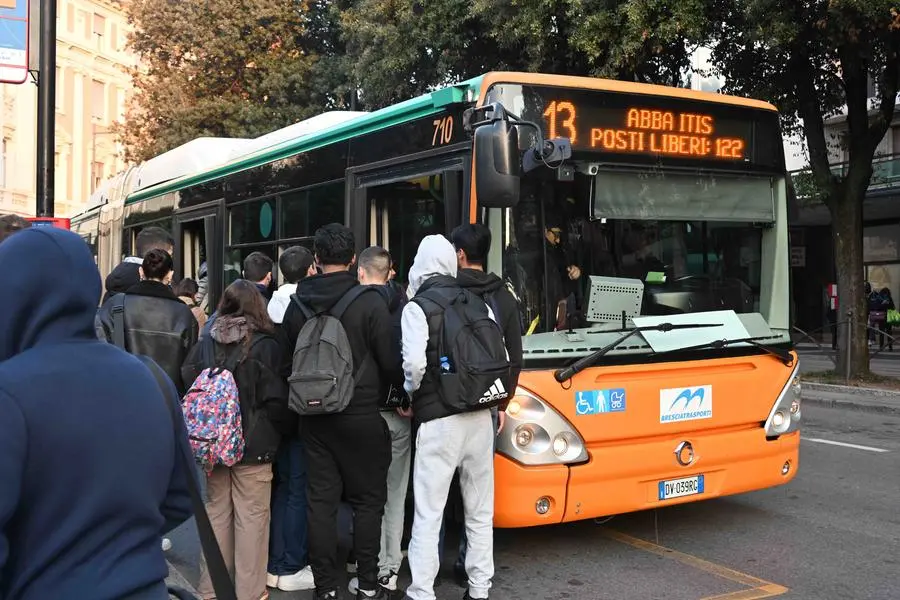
[493,429,799,528]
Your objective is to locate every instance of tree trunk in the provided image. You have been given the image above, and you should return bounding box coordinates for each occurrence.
[830,180,869,378]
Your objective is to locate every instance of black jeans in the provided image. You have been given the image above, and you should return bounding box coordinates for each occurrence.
[303,413,391,594]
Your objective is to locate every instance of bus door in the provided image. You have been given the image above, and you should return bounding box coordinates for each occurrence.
[349,153,468,288]
[174,209,221,315]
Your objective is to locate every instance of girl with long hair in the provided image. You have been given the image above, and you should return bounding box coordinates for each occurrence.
[181,279,293,600]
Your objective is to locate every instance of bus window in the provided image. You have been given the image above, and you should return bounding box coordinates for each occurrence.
[366,174,448,285]
[502,170,764,332]
[281,182,344,240]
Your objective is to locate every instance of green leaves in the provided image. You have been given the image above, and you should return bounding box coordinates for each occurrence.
[123,0,318,161]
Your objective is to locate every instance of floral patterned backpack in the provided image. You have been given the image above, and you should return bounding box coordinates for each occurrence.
[182,339,245,473]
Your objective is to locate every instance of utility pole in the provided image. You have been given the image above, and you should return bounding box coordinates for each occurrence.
[35,0,56,217]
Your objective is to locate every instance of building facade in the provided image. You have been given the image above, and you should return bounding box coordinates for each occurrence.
[0,0,135,217]
[790,100,900,338]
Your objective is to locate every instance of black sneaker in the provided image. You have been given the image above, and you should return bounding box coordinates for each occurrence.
[357,586,389,600]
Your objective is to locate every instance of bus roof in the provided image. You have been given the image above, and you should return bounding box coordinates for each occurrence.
[128,72,778,204]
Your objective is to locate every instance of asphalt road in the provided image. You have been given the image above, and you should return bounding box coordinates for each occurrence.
[166,403,900,600]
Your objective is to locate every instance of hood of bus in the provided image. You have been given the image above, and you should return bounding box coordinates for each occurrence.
[517,352,797,445]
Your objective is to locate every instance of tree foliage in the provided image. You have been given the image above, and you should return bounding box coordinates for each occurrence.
[708,0,900,375]
[123,0,319,162]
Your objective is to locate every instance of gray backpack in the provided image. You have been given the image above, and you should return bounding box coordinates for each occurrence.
[288,286,371,415]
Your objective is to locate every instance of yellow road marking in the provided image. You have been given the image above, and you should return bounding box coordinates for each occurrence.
[602,528,789,599]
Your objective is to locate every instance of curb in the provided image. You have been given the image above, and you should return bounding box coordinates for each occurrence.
[166,560,198,595]
[802,382,900,415]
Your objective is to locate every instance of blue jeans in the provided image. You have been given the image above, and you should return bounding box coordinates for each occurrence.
[437,408,499,573]
[268,437,309,575]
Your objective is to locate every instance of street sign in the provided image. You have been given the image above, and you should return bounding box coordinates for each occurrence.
[0,0,29,85]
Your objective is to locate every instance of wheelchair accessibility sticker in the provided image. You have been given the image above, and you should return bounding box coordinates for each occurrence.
[576,389,626,415]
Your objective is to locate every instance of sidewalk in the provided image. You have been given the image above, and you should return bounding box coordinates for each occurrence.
[166,560,197,596]
[797,345,900,414]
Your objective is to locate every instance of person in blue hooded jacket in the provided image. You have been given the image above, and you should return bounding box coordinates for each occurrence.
[0,227,194,600]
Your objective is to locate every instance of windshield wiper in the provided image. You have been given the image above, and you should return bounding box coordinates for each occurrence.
[646,336,794,366]
[553,322,723,383]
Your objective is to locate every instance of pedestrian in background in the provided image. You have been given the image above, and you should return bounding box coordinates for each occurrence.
[0,213,29,244]
[97,249,198,395]
[103,226,173,302]
[268,246,316,325]
[182,279,293,600]
[175,277,208,328]
[0,227,193,600]
[266,247,317,593]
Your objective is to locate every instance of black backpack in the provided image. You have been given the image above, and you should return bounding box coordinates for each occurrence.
[413,286,511,412]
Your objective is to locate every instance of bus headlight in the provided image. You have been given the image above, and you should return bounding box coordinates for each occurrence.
[764,364,801,437]
[498,388,588,466]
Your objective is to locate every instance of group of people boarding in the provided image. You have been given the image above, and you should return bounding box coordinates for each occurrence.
[0,218,521,600]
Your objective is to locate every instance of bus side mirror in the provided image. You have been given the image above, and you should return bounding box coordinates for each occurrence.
[473,119,521,208]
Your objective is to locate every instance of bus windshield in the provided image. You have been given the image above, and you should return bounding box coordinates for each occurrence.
[500,166,776,337]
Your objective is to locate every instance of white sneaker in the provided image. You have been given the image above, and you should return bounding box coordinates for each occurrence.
[348,576,360,595]
[277,566,315,592]
[379,573,398,591]
[266,573,279,588]
[161,538,172,552]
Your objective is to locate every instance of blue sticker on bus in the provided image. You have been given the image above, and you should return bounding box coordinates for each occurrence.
[575,389,626,416]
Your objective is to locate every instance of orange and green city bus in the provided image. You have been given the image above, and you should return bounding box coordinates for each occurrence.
[72,71,800,528]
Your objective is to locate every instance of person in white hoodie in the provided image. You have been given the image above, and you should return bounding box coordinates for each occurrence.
[402,235,499,600]
[268,246,316,325]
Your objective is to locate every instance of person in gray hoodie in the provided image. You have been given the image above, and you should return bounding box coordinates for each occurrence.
[402,235,497,600]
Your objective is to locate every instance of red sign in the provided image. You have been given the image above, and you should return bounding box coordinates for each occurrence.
[27,217,70,230]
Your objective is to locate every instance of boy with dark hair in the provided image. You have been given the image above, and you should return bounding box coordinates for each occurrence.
[243,251,275,301]
[348,246,409,597]
[0,214,29,244]
[103,225,174,302]
[280,224,402,600]
[266,246,317,592]
[269,246,316,325]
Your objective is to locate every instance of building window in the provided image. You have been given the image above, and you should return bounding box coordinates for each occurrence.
[111,23,118,51]
[66,3,74,32]
[0,139,7,188]
[92,80,105,120]
[92,161,104,193]
[92,13,105,49]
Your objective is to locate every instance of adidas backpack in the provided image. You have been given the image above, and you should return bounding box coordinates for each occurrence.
[413,286,511,412]
[288,286,372,415]
[182,340,245,472]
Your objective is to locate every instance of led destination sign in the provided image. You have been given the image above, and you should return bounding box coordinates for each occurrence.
[543,101,748,160]
[485,84,780,169]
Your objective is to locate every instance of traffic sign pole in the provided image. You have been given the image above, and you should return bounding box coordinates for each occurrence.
[35,0,55,217]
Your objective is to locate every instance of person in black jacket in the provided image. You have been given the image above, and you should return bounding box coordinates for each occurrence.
[103,226,173,303]
[97,249,198,394]
[280,224,402,600]
[181,279,292,600]
[346,246,409,597]
[444,223,524,586]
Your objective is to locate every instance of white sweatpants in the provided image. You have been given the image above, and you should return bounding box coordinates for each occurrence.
[407,410,495,600]
[378,410,412,576]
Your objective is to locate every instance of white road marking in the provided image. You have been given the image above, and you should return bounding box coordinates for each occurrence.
[803,437,889,453]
